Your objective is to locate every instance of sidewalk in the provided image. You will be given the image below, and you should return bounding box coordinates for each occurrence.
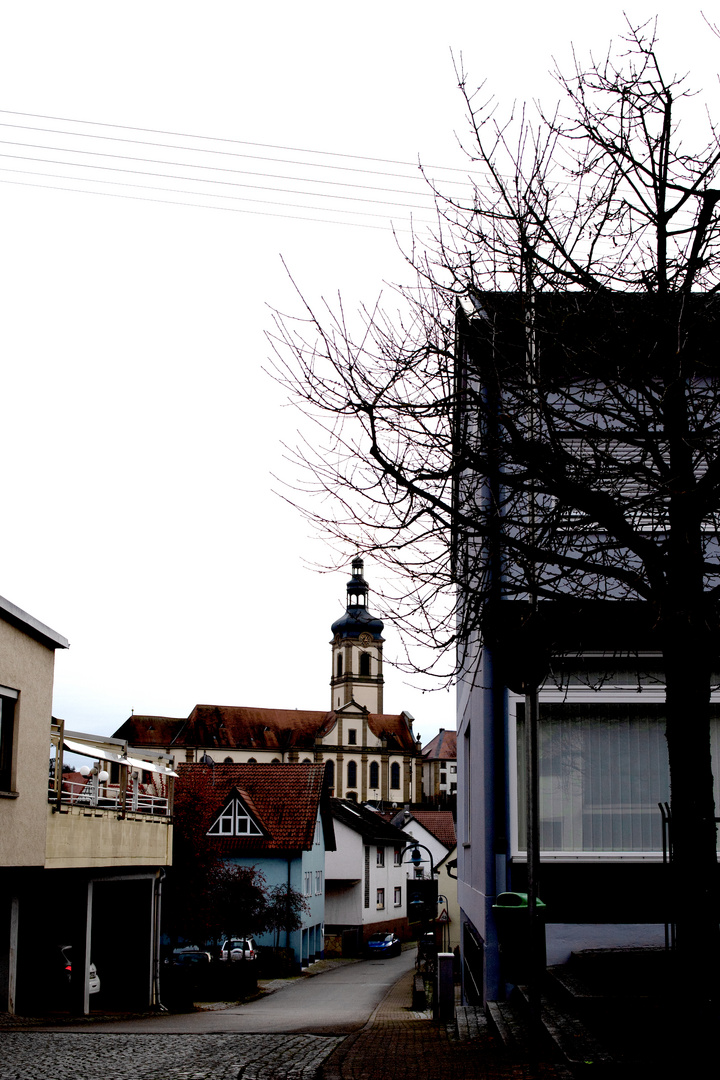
[320,967,563,1080]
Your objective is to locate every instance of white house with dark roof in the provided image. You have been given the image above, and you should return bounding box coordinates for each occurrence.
[324,799,410,954]
[421,728,457,804]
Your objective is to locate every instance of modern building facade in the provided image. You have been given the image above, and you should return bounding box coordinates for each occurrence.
[453,294,720,1005]
[0,594,174,1016]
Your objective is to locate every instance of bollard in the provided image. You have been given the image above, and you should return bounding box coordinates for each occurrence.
[436,952,455,1023]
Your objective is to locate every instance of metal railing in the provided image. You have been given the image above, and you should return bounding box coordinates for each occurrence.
[49,774,171,816]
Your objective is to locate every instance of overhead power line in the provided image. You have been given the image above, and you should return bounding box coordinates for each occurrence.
[0,109,479,231]
[0,108,483,179]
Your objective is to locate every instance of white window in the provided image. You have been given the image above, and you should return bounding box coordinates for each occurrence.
[304,871,312,896]
[376,846,384,867]
[393,847,402,867]
[376,888,385,910]
[207,798,263,837]
[394,886,402,907]
[315,870,323,895]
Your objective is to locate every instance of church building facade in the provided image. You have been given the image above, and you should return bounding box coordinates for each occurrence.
[115,558,422,805]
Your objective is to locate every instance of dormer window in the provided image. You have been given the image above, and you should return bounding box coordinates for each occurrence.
[207,796,263,837]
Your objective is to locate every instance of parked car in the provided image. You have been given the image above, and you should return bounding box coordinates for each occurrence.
[366,932,402,958]
[59,945,101,994]
[172,948,212,967]
[220,937,257,962]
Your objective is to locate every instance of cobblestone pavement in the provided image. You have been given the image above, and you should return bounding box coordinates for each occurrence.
[0,1032,343,1080]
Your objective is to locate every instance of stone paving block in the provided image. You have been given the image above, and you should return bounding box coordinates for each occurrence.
[0,1032,342,1080]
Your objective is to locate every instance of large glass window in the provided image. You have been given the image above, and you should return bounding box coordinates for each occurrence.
[347,760,357,788]
[516,701,720,854]
[369,761,379,788]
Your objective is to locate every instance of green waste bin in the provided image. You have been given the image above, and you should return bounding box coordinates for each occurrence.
[492,892,547,984]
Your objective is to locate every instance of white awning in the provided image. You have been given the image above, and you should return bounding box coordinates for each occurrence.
[63,737,178,777]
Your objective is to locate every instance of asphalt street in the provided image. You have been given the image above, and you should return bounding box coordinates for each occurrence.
[0,952,417,1079]
[46,949,417,1035]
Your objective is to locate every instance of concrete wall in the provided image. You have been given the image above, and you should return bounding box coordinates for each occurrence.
[45,806,173,869]
[0,618,57,867]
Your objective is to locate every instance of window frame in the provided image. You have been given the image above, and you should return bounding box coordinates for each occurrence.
[508,684,693,863]
[207,797,263,838]
[394,886,402,907]
[376,887,385,910]
[0,687,19,795]
[347,759,357,789]
[376,846,385,867]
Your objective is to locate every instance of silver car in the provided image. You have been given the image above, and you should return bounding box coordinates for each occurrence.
[220,937,257,962]
[60,945,101,994]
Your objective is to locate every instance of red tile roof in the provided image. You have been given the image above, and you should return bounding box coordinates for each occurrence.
[114,715,186,746]
[366,712,418,752]
[406,810,457,849]
[176,762,333,852]
[186,705,334,751]
[422,729,457,761]
[115,706,419,753]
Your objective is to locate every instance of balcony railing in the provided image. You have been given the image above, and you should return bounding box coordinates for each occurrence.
[49,720,176,819]
[48,775,171,816]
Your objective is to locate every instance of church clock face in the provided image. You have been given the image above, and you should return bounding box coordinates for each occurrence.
[359,633,372,646]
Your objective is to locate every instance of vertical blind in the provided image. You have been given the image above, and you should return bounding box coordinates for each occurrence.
[517,703,720,852]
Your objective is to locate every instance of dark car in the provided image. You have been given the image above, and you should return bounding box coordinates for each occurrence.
[366,932,402,957]
[172,948,212,967]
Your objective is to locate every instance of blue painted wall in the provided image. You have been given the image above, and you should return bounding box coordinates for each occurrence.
[223,809,326,967]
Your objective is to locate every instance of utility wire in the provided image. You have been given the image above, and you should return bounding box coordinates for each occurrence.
[0,175,415,231]
[0,108,483,181]
[0,163,438,223]
[0,145,460,212]
[0,119,476,189]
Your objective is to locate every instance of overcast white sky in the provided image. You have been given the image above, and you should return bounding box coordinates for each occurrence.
[1,3,719,747]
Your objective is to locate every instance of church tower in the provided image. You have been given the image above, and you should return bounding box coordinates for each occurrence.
[330,557,384,713]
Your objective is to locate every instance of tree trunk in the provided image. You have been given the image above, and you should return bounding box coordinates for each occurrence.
[662,614,719,1011]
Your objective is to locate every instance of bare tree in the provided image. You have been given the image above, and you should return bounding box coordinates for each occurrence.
[269,22,720,1006]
